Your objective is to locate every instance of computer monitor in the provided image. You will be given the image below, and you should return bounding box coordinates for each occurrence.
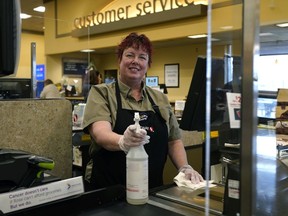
[145,76,159,87]
[0,78,32,99]
[179,56,227,131]
[104,77,116,84]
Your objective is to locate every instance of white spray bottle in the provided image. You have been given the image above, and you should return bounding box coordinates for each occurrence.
[126,112,149,205]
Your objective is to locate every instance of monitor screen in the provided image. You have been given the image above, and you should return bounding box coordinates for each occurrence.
[104,77,116,84]
[145,76,159,87]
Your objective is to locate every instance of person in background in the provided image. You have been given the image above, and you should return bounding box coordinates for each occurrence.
[82,69,102,101]
[40,79,61,99]
[82,32,204,190]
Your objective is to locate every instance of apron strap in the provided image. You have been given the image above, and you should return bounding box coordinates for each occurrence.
[146,90,166,124]
[115,81,122,110]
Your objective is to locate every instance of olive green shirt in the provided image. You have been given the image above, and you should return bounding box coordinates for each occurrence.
[82,80,181,155]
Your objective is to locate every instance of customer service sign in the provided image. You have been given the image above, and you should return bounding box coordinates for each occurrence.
[74,0,197,29]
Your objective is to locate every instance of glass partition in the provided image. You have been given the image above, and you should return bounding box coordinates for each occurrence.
[206,0,288,215]
[205,0,244,215]
[16,0,288,215]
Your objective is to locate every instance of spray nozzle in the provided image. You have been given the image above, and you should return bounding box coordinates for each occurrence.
[134,112,140,133]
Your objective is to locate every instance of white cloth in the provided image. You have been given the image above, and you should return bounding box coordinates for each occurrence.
[173,172,215,190]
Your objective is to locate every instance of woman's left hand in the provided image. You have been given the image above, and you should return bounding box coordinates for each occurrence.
[179,165,204,184]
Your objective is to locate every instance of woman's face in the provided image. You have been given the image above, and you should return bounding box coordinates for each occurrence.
[119,46,149,85]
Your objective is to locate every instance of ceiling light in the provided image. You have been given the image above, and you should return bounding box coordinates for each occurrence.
[80,49,95,53]
[33,6,45,13]
[276,23,288,28]
[20,13,32,19]
[221,26,233,30]
[193,0,208,5]
[188,34,207,39]
[259,32,274,37]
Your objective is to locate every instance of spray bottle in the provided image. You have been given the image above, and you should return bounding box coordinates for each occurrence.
[126,112,149,205]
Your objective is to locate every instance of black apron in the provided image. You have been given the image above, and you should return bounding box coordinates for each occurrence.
[90,82,168,189]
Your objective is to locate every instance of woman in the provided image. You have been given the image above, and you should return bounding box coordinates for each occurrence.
[82,32,203,190]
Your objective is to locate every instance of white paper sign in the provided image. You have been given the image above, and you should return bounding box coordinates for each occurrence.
[228,179,240,199]
[175,100,186,111]
[226,92,241,128]
[174,100,186,117]
[165,64,179,87]
[0,176,84,214]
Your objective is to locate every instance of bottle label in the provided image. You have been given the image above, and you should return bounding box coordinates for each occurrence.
[126,159,148,199]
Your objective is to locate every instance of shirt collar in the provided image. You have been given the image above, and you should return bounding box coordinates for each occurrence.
[118,79,146,100]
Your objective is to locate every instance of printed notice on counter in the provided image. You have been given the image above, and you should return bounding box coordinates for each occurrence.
[226,92,241,128]
[0,176,84,214]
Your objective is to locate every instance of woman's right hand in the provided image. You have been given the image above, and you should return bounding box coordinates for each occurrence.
[118,125,150,153]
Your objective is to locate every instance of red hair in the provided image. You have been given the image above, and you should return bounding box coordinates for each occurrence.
[116,32,153,67]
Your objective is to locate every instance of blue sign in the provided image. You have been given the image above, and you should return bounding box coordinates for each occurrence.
[36,64,45,81]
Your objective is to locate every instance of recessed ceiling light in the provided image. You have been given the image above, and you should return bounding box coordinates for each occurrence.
[188,34,207,39]
[187,34,219,41]
[33,6,45,13]
[20,13,32,19]
[259,32,274,37]
[80,49,95,53]
[276,23,288,28]
[220,26,233,30]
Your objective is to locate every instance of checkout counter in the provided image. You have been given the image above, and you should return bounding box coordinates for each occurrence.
[2,128,288,215]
